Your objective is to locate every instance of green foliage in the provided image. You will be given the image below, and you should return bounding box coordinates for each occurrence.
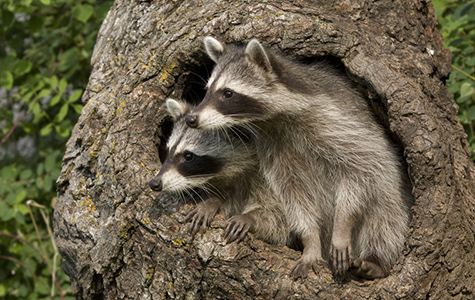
[0,0,113,298]
[434,0,475,159]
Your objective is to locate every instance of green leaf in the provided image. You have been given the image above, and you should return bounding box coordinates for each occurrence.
[0,201,14,222]
[15,190,27,204]
[55,124,71,138]
[44,154,57,173]
[73,104,84,114]
[20,169,33,180]
[460,82,475,98]
[50,94,61,106]
[58,78,68,93]
[55,103,69,122]
[72,4,94,23]
[15,210,26,224]
[467,105,475,122]
[453,2,474,21]
[40,0,51,5]
[43,174,53,192]
[0,283,6,296]
[50,75,58,89]
[12,60,33,76]
[37,88,51,99]
[37,163,44,176]
[40,123,53,136]
[36,176,43,189]
[68,89,83,103]
[0,71,14,89]
[6,193,16,205]
[15,203,29,215]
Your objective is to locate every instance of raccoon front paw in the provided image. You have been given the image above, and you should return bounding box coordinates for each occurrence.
[224,214,254,243]
[290,258,327,279]
[330,240,354,276]
[184,208,211,235]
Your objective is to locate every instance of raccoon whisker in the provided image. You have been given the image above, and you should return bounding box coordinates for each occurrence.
[245,122,276,144]
[188,71,208,86]
[183,188,199,205]
[228,126,250,153]
[188,88,204,103]
[189,188,205,203]
[186,173,218,178]
[221,127,238,153]
[202,182,225,200]
[179,190,189,203]
[174,189,185,203]
[226,113,263,118]
[239,122,262,140]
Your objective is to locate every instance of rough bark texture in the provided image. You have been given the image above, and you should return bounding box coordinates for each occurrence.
[54,0,475,299]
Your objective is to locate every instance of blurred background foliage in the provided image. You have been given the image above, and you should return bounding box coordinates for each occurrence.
[0,0,113,298]
[434,0,475,158]
[0,0,473,299]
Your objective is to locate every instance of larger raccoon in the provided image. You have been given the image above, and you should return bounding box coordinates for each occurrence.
[185,37,413,279]
[149,98,291,245]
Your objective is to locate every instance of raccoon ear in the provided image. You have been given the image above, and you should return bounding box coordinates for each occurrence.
[166,98,189,120]
[204,37,224,63]
[245,39,272,72]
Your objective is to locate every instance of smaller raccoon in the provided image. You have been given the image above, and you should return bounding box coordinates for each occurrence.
[149,98,290,245]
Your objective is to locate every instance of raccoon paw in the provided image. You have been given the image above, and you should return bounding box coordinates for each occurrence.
[224,214,254,243]
[290,258,326,279]
[184,209,210,235]
[350,258,387,279]
[185,204,219,235]
[330,241,354,276]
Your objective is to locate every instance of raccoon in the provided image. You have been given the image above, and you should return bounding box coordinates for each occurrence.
[149,98,291,245]
[185,37,413,279]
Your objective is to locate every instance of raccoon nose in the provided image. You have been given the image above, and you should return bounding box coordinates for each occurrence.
[149,179,163,191]
[185,115,198,128]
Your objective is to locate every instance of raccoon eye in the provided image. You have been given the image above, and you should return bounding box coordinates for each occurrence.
[223,90,234,99]
[184,152,194,161]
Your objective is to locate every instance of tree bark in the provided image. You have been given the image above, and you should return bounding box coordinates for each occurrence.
[54,0,475,299]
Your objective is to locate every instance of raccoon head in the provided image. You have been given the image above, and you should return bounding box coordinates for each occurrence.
[150,98,256,194]
[185,37,281,130]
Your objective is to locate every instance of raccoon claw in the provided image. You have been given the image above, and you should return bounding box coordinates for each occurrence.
[185,209,208,235]
[184,198,221,235]
[290,258,326,279]
[330,243,353,276]
[224,214,254,243]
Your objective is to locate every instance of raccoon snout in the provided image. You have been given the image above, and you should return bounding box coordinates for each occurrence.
[185,115,198,128]
[149,179,163,191]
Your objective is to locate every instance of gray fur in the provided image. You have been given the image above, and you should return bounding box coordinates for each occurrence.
[188,37,413,279]
[151,99,291,245]
[204,36,224,63]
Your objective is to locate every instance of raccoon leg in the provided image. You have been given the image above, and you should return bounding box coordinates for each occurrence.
[290,230,326,279]
[330,214,356,276]
[330,174,361,276]
[224,214,254,243]
[225,202,291,244]
[185,197,222,235]
[350,257,387,279]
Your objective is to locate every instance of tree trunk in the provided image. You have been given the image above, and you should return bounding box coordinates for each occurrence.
[54,0,475,299]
